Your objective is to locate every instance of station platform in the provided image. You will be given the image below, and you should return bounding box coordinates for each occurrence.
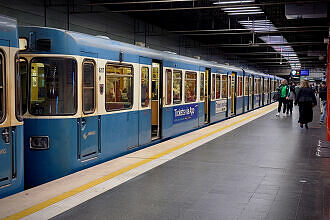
[1,103,329,220]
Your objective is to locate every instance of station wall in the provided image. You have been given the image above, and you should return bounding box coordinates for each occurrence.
[0,0,258,70]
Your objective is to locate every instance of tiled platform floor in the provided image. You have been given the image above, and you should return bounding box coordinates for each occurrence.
[53,105,329,220]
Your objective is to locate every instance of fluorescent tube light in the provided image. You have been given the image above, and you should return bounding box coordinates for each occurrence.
[224,9,262,13]
[222,6,259,10]
[228,11,264,15]
[213,0,254,5]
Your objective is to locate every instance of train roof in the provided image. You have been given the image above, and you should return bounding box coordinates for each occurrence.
[0,15,18,48]
[19,26,279,78]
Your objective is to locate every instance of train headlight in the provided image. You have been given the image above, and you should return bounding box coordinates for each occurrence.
[30,136,49,150]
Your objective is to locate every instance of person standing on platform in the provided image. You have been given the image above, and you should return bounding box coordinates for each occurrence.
[319,82,327,124]
[276,79,290,117]
[295,80,317,129]
[287,82,296,115]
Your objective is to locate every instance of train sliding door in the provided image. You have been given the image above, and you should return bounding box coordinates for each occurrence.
[230,72,237,115]
[204,68,211,124]
[151,60,163,140]
[250,76,254,109]
[79,59,99,160]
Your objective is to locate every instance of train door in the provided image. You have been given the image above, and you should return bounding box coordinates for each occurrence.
[78,59,99,160]
[204,68,211,123]
[231,72,236,115]
[151,60,163,139]
[261,77,265,106]
[0,49,13,187]
[250,76,254,109]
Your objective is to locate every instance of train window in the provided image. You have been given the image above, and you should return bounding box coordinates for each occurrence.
[228,75,232,98]
[265,79,268,93]
[244,76,249,96]
[0,51,5,122]
[254,79,257,94]
[216,75,220,99]
[141,67,150,107]
[200,72,204,101]
[258,79,262,94]
[29,57,77,115]
[211,74,215,100]
[165,69,172,105]
[221,75,228,98]
[238,77,243,96]
[185,71,197,103]
[105,63,133,111]
[82,61,95,114]
[173,70,182,104]
[16,57,28,121]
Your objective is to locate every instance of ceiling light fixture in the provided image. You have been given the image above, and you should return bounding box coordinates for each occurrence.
[224,9,262,13]
[228,11,264,15]
[222,6,259,10]
[213,0,255,5]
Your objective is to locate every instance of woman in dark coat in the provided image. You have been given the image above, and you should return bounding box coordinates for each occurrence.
[295,80,317,129]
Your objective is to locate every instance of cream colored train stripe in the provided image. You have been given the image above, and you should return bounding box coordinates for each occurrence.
[4,104,276,220]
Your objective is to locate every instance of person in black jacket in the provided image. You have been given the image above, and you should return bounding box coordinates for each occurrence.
[287,82,296,115]
[295,80,317,129]
[319,82,327,124]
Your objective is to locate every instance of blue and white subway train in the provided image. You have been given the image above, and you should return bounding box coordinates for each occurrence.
[0,16,24,198]
[17,26,283,188]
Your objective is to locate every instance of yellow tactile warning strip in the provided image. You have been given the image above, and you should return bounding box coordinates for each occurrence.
[3,104,277,220]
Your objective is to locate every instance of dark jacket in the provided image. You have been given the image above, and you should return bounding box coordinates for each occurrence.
[319,86,327,101]
[295,87,317,105]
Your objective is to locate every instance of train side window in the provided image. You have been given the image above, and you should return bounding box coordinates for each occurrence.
[82,61,95,114]
[211,74,215,100]
[105,63,133,111]
[29,57,77,115]
[244,76,249,96]
[0,51,5,122]
[165,69,172,105]
[16,57,28,121]
[141,66,150,107]
[173,70,182,104]
[185,71,197,103]
[221,75,228,98]
[238,76,243,96]
[215,75,220,99]
[200,72,204,101]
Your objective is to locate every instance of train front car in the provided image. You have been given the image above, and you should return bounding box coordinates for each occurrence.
[0,15,24,198]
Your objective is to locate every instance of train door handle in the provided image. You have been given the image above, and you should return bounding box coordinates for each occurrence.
[2,128,9,143]
[81,118,86,130]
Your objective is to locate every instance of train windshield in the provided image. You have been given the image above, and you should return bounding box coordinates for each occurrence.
[29,57,77,115]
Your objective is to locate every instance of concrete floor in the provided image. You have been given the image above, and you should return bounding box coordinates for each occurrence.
[53,105,329,220]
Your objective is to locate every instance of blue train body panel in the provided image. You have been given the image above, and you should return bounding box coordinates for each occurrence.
[236,97,244,115]
[198,102,205,127]
[0,125,24,198]
[101,111,139,157]
[139,109,152,146]
[24,118,79,188]
[244,96,249,112]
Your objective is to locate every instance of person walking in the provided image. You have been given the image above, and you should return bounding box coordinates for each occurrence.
[276,79,290,117]
[295,80,317,129]
[287,82,296,115]
[319,82,327,124]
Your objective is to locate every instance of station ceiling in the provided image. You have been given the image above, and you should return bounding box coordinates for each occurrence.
[60,0,329,75]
